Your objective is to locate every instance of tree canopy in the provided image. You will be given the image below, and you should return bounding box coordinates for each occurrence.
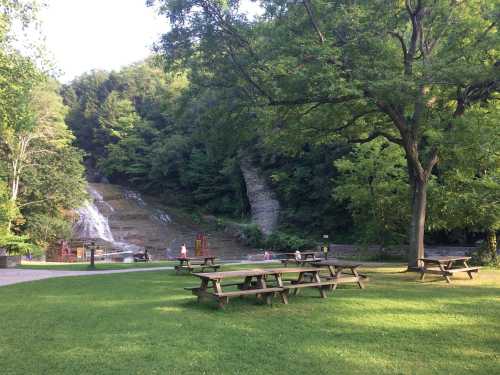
[148,0,499,266]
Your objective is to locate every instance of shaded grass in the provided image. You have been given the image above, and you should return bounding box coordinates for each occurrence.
[17,261,175,271]
[0,265,499,375]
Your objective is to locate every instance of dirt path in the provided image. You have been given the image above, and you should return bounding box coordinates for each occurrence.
[0,267,173,287]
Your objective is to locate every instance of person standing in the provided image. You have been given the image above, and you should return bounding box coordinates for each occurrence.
[180,243,188,258]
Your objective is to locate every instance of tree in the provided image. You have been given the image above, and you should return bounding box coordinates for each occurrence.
[334,139,410,247]
[94,91,140,160]
[0,0,41,132]
[429,102,499,263]
[153,0,499,268]
[0,79,87,248]
[0,1,81,254]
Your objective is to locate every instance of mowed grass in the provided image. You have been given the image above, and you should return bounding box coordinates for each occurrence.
[0,265,499,375]
[18,261,175,271]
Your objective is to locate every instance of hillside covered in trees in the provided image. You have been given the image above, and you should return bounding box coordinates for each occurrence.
[0,1,86,255]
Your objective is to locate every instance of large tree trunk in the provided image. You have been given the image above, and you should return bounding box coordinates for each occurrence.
[407,178,428,270]
[486,229,497,263]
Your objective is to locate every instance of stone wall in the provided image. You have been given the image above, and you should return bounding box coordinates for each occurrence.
[0,256,21,268]
[240,157,280,235]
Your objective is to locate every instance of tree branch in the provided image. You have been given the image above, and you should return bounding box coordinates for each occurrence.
[424,147,439,180]
[388,31,408,64]
[17,199,48,209]
[303,0,325,44]
[350,130,403,145]
[454,77,500,117]
[269,94,360,106]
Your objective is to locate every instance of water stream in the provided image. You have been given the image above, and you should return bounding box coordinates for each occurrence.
[73,193,115,243]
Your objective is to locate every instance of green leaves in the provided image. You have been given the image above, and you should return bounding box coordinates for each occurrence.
[334,139,410,246]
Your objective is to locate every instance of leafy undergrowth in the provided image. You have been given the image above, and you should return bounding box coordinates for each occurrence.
[17,261,175,271]
[0,265,498,375]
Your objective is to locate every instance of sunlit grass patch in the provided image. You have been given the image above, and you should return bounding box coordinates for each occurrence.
[0,266,498,374]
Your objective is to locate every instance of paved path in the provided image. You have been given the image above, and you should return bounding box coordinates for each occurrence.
[0,267,173,287]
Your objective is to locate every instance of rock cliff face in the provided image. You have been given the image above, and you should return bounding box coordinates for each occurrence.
[240,157,280,235]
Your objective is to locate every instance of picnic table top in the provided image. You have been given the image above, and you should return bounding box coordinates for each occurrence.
[176,256,216,261]
[313,259,362,267]
[418,256,471,263]
[192,267,320,280]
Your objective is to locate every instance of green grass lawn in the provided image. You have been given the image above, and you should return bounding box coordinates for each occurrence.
[17,261,175,271]
[0,265,498,375]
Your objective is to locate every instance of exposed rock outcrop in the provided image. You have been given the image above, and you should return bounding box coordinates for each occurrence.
[240,157,280,235]
[72,183,255,260]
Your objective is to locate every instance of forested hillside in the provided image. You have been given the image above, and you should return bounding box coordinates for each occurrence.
[61,0,498,267]
[61,61,356,242]
[0,1,86,255]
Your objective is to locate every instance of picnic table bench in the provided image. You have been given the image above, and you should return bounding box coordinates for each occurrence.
[175,256,220,274]
[418,256,480,283]
[312,260,367,289]
[186,267,336,308]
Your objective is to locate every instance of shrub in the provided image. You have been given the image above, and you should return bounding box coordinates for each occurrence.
[0,233,40,256]
[265,231,315,251]
[240,224,265,247]
[467,244,499,267]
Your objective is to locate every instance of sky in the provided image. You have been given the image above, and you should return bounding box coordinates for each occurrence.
[36,0,262,83]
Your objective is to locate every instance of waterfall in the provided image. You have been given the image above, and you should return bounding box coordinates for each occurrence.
[124,188,171,225]
[89,187,114,213]
[73,186,142,254]
[73,198,115,242]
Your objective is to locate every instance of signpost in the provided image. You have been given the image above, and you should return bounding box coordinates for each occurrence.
[87,241,97,269]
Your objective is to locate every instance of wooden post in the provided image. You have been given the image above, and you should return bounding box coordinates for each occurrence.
[88,241,96,269]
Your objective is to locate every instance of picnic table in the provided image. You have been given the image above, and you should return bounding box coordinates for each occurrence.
[186,267,336,308]
[418,256,480,283]
[175,256,220,274]
[312,260,367,289]
[280,251,321,267]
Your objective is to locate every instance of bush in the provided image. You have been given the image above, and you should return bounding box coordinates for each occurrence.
[0,233,40,256]
[238,224,317,251]
[467,244,499,267]
[240,224,265,247]
[265,231,315,251]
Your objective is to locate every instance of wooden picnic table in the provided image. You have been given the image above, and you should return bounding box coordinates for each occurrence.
[186,267,336,308]
[418,256,480,283]
[312,260,366,289]
[175,256,220,274]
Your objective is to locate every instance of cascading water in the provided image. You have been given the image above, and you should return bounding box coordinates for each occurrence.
[73,186,143,257]
[124,188,171,225]
[73,197,115,242]
[89,187,115,213]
